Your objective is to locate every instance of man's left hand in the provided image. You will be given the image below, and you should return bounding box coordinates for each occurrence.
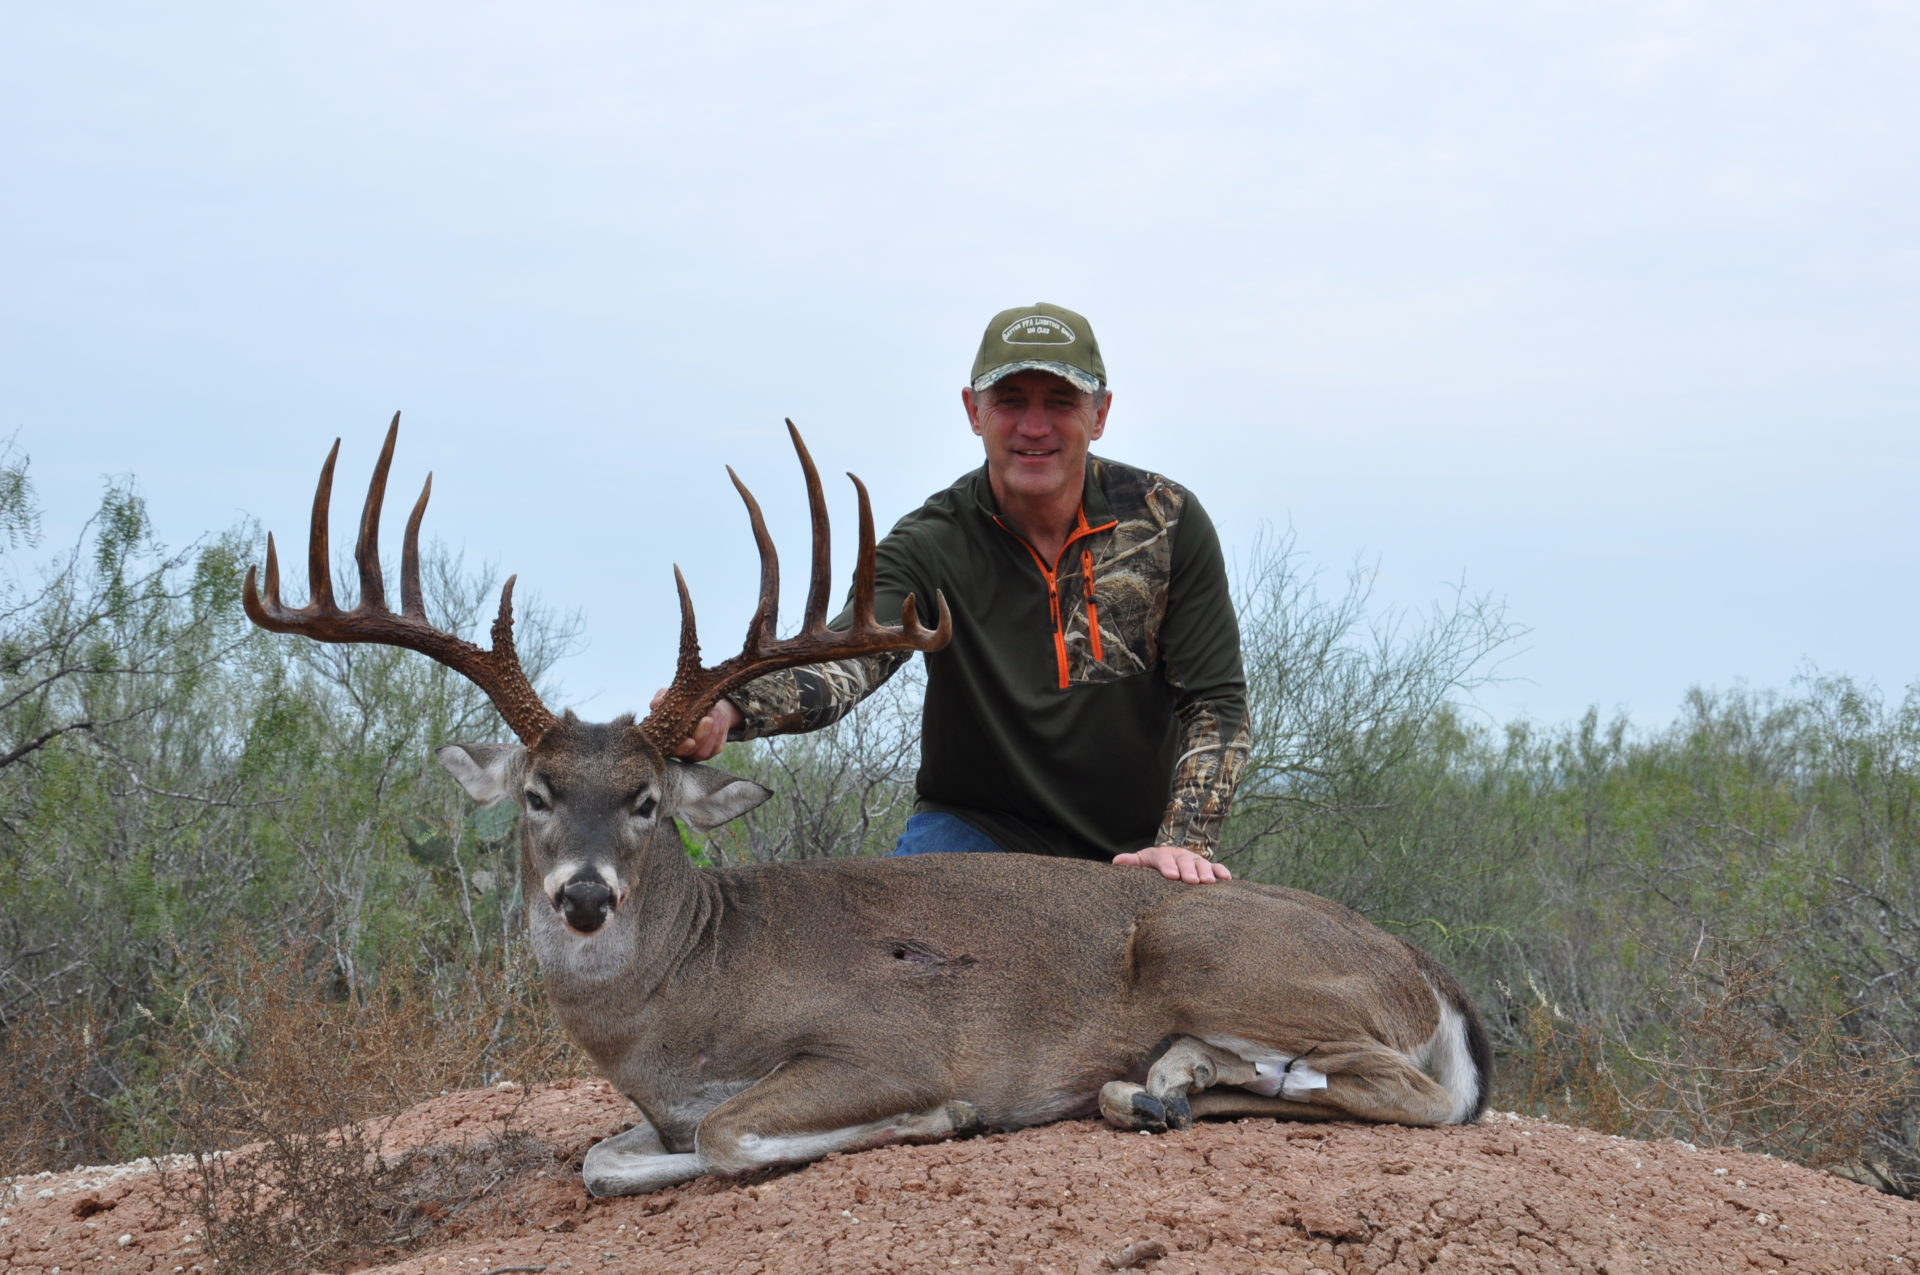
[1111,845,1232,884]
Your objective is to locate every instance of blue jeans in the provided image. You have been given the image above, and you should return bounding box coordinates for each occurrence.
[888,812,1006,856]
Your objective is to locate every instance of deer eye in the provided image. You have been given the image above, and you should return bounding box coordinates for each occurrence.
[634,795,658,819]
[525,789,550,813]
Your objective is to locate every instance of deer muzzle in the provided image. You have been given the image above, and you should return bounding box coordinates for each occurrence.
[558,877,618,934]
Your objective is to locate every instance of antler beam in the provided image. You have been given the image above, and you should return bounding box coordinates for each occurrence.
[638,420,951,756]
[243,413,559,745]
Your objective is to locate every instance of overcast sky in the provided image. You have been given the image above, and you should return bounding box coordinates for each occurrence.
[5,2,1915,731]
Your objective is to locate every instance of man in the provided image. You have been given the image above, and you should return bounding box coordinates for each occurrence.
[669,302,1251,884]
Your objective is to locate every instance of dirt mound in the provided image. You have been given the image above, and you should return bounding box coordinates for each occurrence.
[4,1078,1915,1274]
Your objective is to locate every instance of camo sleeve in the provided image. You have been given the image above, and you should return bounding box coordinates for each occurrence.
[1155,700,1254,856]
[727,649,911,739]
[1151,494,1253,857]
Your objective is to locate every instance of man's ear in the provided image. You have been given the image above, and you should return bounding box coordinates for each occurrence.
[437,742,524,807]
[672,760,772,831]
[962,385,984,436]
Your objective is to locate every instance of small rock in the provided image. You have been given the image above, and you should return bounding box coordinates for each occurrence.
[1104,1239,1167,1269]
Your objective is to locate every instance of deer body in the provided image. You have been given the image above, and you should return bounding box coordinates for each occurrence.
[249,418,1490,1199]
[581,858,1468,1131]
[441,715,1487,1196]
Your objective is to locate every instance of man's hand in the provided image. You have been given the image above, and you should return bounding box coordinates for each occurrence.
[647,691,743,762]
[1111,845,1232,884]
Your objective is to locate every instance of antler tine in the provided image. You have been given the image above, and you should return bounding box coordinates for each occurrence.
[636,423,954,757]
[400,473,431,619]
[354,413,401,613]
[847,473,878,629]
[307,440,341,611]
[669,566,703,684]
[490,576,522,650]
[259,532,283,607]
[635,566,714,756]
[787,420,834,638]
[243,418,558,746]
[481,575,558,743]
[899,585,952,642]
[725,466,780,653]
[844,471,952,647]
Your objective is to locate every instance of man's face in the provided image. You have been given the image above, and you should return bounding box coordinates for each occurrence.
[964,370,1110,510]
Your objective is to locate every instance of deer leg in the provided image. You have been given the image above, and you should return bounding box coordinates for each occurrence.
[582,1119,696,1198]
[1182,1039,1462,1127]
[691,1057,979,1184]
[1267,1041,1462,1125]
[1187,1091,1347,1121]
[1099,1036,1259,1133]
[1103,1035,1464,1132]
[583,1068,976,1198]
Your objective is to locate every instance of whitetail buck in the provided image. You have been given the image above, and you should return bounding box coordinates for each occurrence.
[245,414,1491,1197]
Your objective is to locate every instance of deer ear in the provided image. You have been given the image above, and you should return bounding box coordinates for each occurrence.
[673,761,772,831]
[437,743,524,807]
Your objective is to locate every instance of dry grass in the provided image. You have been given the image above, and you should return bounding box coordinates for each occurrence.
[138,934,583,1271]
[0,931,588,1178]
[0,1005,116,1174]
[0,933,587,1266]
[167,1113,551,1273]
[153,934,585,1127]
[0,933,560,1267]
[1619,938,1915,1169]
[1515,936,1916,1183]
[1518,994,1630,1137]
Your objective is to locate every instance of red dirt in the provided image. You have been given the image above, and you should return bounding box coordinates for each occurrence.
[4,1078,1915,1274]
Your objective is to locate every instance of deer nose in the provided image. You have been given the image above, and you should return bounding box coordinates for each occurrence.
[558,879,616,933]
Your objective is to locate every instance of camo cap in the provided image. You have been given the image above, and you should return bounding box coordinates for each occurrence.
[970,302,1107,396]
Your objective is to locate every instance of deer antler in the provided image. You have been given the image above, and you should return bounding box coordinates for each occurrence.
[243,413,559,745]
[638,420,952,756]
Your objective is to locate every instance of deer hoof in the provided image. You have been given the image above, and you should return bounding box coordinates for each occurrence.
[946,1099,983,1134]
[1099,1081,1168,1133]
[1158,1088,1193,1130]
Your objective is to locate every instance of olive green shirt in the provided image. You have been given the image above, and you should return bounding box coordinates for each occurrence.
[730,456,1252,861]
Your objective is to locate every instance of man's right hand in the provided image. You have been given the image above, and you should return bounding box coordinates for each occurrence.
[1111,845,1232,884]
[648,691,743,762]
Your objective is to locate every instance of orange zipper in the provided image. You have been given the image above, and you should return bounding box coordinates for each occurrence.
[1080,547,1103,662]
[993,507,1119,688]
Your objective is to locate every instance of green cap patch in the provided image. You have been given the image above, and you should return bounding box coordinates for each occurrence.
[971,302,1106,395]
